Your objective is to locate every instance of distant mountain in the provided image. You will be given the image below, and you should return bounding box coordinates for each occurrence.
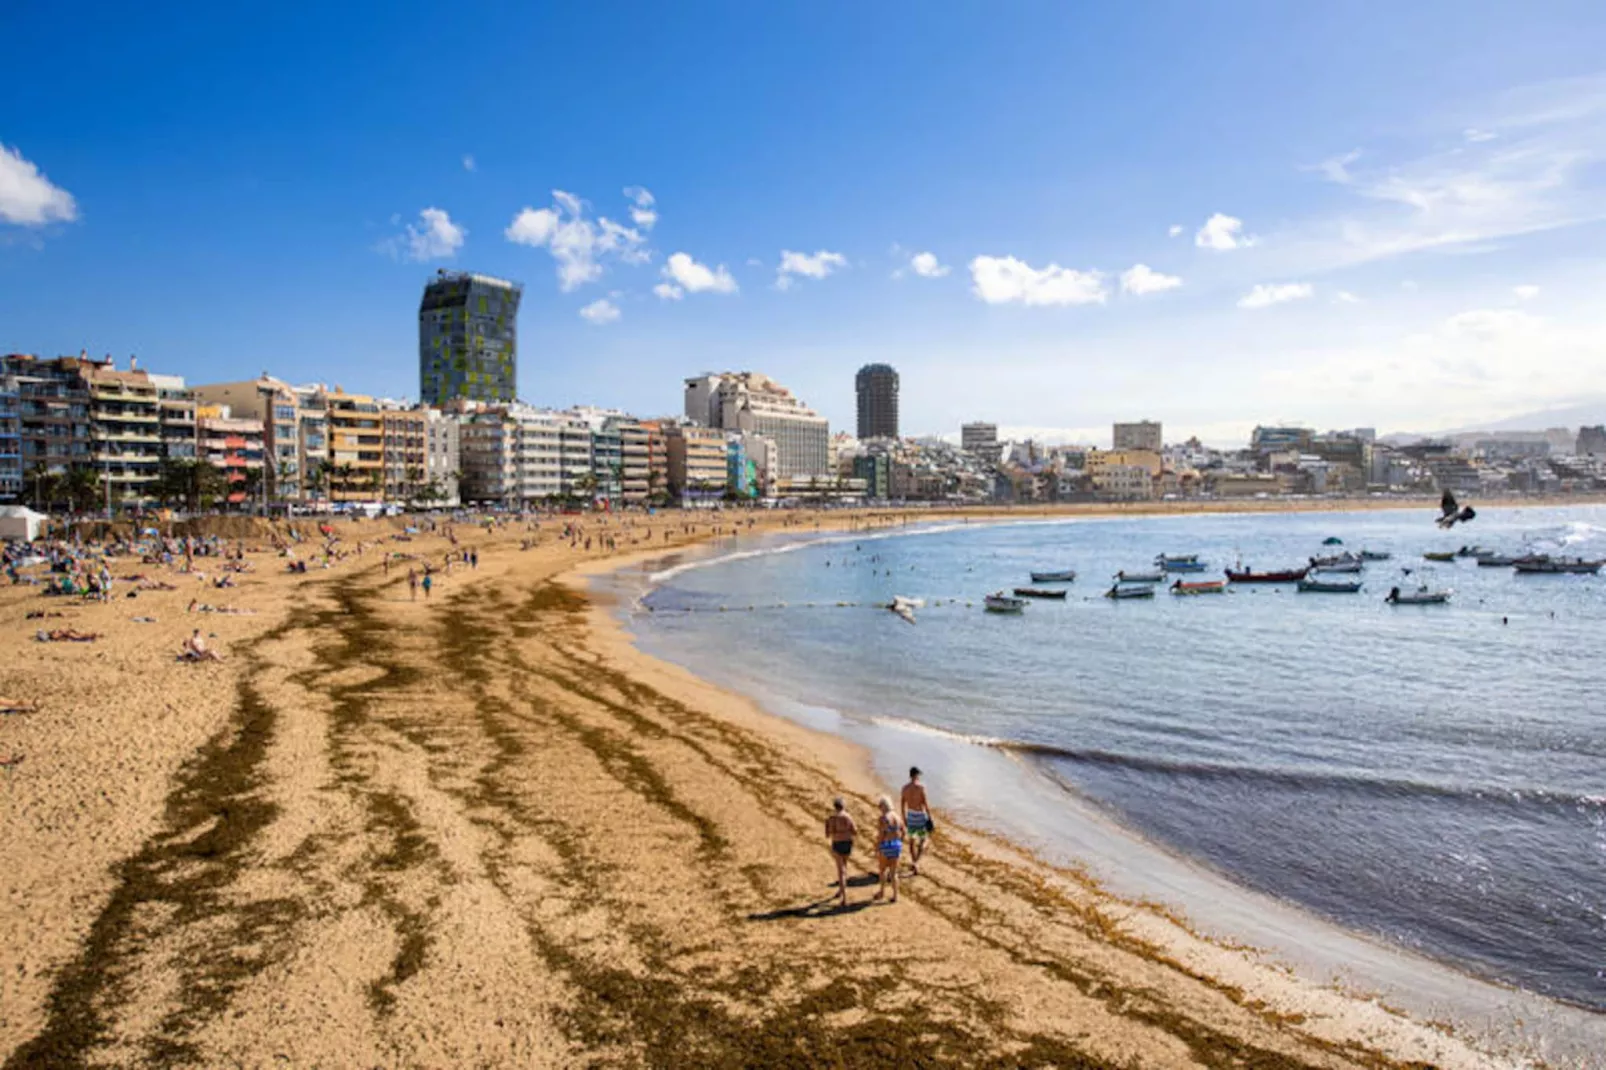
[1381,397,1606,445]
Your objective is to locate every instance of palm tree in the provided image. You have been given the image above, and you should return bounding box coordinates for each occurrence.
[63,466,103,514]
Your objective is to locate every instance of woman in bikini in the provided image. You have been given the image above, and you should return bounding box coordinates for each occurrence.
[873,796,905,904]
[824,797,857,906]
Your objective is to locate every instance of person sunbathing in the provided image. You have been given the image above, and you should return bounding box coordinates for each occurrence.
[1,698,39,714]
[181,629,225,662]
[37,628,102,642]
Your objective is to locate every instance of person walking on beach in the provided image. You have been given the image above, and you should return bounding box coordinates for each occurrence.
[407,568,418,601]
[872,796,905,904]
[421,572,433,599]
[825,798,857,906]
[901,767,934,876]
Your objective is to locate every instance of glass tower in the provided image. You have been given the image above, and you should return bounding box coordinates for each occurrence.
[419,270,522,406]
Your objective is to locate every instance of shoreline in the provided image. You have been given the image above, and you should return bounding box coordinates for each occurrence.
[577,507,1606,1064]
[1,503,1598,1068]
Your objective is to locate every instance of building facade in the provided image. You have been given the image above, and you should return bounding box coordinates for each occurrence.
[193,375,307,501]
[381,406,429,502]
[197,407,266,506]
[684,372,828,480]
[424,409,461,506]
[1578,426,1606,457]
[419,270,522,406]
[854,363,899,440]
[666,424,729,503]
[324,389,385,501]
[1112,420,1162,453]
[961,422,998,454]
[0,371,19,501]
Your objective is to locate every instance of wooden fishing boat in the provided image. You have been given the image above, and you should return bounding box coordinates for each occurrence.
[1104,583,1155,600]
[1013,587,1068,599]
[1358,549,1391,561]
[1159,559,1208,573]
[1224,566,1309,583]
[1475,552,1518,567]
[1310,557,1363,574]
[1298,576,1363,593]
[1170,579,1226,595]
[1386,585,1451,605]
[984,592,1027,613]
[1422,551,1457,562]
[1513,556,1603,574]
[1029,569,1077,583]
[1115,569,1165,583]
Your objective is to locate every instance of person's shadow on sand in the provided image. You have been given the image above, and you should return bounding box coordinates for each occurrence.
[748,896,874,921]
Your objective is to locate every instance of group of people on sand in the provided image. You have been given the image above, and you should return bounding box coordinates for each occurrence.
[824,767,934,906]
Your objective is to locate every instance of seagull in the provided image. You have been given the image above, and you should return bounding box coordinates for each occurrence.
[1436,490,1477,528]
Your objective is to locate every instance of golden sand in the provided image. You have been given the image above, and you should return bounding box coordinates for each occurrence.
[0,504,1540,1067]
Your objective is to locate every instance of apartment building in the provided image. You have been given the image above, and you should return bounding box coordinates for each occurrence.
[81,360,163,505]
[1112,420,1162,452]
[683,372,828,480]
[0,371,21,500]
[424,408,461,506]
[323,389,385,501]
[380,405,429,502]
[666,423,729,503]
[193,375,306,501]
[961,422,998,455]
[149,374,198,464]
[197,405,266,506]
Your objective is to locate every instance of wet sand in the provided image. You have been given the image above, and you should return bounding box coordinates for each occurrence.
[0,506,1563,1068]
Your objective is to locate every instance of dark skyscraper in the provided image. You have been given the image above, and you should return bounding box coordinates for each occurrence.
[419,270,522,406]
[855,363,899,440]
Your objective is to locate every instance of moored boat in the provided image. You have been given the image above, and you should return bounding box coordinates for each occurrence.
[1224,566,1309,583]
[1159,559,1207,573]
[1170,579,1226,595]
[1104,583,1155,600]
[1310,556,1362,574]
[1422,551,1457,562]
[1013,587,1068,599]
[1512,555,1603,575]
[984,592,1027,613]
[1475,552,1518,567]
[1386,585,1451,605]
[1029,569,1077,583]
[1298,576,1363,593]
[1115,569,1165,583]
[1358,549,1392,561]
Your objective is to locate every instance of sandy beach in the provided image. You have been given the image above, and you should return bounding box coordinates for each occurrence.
[0,502,1581,1068]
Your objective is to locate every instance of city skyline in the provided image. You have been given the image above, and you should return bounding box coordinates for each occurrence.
[6,5,1606,444]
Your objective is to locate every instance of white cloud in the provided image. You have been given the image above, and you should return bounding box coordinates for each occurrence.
[1167,224,1183,238]
[908,251,951,278]
[968,255,1108,306]
[1333,290,1361,304]
[1514,284,1541,300]
[662,251,737,295]
[386,207,464,261]
[0,144,78,225]
[504,190,649,291]
[1119,263,1182,295]
[776,249,847,290]
[1195,213,1255,250]
[1443,307,1542,341]
[579,298,621,325]
[1464,128,1498,143]
[1238,282,1313,309]
[623,186,657,230]
[462,154,476,172]
[1315,149,1362,185]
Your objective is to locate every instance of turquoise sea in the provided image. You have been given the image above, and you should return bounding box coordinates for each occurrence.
[617,505,1606,1017]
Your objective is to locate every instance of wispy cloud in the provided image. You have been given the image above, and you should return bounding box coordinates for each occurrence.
[383,207,464,261]
[776,249,846,290]
[579,297,621,324]
[1238,282,1313,309]
[0,144,78,225]
[969,255,1107,306]
[462,154,476,172]
[1514,283,1541,300]
[504,190,648,290]
[623,186,657,230]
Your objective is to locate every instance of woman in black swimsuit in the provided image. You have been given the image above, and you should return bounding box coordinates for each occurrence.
[825,797,857,906]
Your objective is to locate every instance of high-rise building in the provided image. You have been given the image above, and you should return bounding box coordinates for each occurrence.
[1113,420,1162,452]
[1577,426,1606,457]
[855,363,899,440]
[961,422,998,454]
[419,270,522,406]
[683,372,829,480]
[0,371,19,501]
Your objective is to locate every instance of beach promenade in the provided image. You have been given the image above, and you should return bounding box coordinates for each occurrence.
[0,507,1526,1068]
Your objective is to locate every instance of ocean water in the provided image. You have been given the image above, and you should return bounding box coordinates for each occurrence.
[627,506,1606,1012]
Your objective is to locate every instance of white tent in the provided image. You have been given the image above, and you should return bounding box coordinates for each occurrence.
[0,505,47,542]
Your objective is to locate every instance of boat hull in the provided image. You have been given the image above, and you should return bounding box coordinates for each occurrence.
[1298,579,1363,593]
[1029,571,1076,583]
[1225,568,1309,583]
[1013,588,1068,599]
[1105,585,1155,599]
[1171,581,1225,595]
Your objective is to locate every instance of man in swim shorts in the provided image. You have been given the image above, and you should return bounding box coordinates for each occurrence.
[824,797,856,906]
[901,766,933,876]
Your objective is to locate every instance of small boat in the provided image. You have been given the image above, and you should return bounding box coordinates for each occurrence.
[1013,587,1068,599]
[1298,576,1363,593]
[1322,536,1344,546]
[1159,558,1208,573]
[1358,549,1391,561]
[984,592,1027,613]
[1474,552,1518,567]
[1225,566,1309,583]
[1170,579,1226,595]
[1513,556,1604,575]
[1115,569,1165,583]
[1029,570,1077,583]
[1422,551,1457,562]
[1386,585,1451,605]
[1455,545,1490,558]
[1105,583,1155,600]
[1155,553,1201,564]
[1310,557,1362,574]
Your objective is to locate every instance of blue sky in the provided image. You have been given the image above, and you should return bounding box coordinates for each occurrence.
[5,1,1606,445]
